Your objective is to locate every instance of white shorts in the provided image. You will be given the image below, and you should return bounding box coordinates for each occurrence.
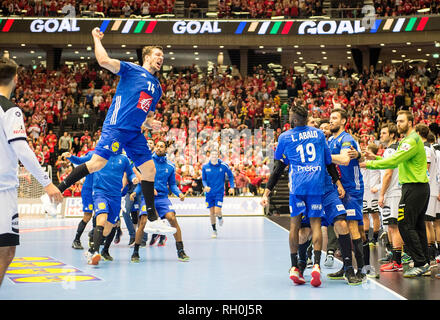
[381,196,400,225]
[0,188,19,247]
[426,196,438,219]
[363,194,379,214]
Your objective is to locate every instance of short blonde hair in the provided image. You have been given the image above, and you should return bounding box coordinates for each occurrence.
[142,46,163,63]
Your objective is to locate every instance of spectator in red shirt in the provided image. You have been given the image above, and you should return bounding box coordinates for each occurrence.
[80,130,91,145]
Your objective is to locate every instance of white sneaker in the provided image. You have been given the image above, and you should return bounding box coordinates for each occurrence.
[86,251,101,265]
[144,219,176,235]
[324,254,334,268]
[211,231,217,239]
[40,194,59,217]
[218,216,223,227]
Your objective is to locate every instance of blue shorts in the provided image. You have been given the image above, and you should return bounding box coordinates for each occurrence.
[322,188,347,226]
[94,126,152,167]
[206,193,224,209]
[132,202,140,213]
[140,197,175,219]
[82,189,94,213]
[93,194,121,224]
[342,193,364,225]
[289,194,323,219]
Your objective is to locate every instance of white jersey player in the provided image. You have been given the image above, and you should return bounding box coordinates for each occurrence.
[361,143,381,246]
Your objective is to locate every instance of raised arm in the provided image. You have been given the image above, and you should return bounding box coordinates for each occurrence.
[92,27,120,74]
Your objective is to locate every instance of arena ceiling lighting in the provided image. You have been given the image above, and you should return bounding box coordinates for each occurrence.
[4,42,440,68]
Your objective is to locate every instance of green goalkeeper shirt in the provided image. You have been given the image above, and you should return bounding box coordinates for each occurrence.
[365,130,428,184]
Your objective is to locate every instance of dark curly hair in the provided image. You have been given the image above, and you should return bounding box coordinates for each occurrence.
[290,103,308,127]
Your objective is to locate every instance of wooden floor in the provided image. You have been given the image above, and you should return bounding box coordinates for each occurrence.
[0,216,409,301]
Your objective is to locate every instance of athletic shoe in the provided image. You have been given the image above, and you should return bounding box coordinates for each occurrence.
[324,254,334,268]
[403,263,430,278]
[158,236,167,247]
[380,261,403,272]
[344,267,362,285]
[422,268,431,277]
[211,231,217,239]
[310,264,322,287]
[378,250,393,263]
[218,216,223,227]
[114,228,122,244]
[128,237,135,247]
[101,250,113,261]
[369,241,377,248]
[356,270,366,282]
[72,239,83,250]
[131,252,140,263]
[289,267,306,285]
[327,268,345,280]
[364,268,377,278]
[40,194,58,217]
[149,234,160,246]
[178,250,190,262]
[306,258,313,269]
[140,240,147,247]
[144,219,177,235]
[379,231,388,243]
[86,251,101,265]
[298,260,306,275]
[401,253,413,264]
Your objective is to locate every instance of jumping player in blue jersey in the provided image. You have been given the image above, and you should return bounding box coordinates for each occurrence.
[86,150,138,265]
[134,140,189,262]
[327,108,367,281]
[63,151,95,250]
[261,104,332,288]
[202,149,235,239]
[43,27,176,243]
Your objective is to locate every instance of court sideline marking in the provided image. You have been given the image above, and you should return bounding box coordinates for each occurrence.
[264,216,407,300]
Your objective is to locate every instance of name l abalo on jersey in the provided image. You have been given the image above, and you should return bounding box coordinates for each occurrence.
[290,130,318,142]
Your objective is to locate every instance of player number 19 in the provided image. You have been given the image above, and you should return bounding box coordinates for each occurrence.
[296,143,316,163]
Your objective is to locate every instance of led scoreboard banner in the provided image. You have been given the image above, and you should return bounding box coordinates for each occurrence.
[0,16,438,35]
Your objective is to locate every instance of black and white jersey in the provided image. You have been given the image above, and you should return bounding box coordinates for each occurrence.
[380,142,401,198]
[425,141,439,197]
[0,95,28,191]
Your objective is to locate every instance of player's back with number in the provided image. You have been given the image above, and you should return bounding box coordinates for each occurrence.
[275,126,332,195]
[104,61,162,132]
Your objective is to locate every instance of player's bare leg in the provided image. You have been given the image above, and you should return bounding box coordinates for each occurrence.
[0,246,15,287]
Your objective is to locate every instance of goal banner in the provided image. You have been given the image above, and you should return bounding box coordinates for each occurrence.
[0,16,437,35]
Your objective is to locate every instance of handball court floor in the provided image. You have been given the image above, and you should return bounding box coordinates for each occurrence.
[0,215,437,301]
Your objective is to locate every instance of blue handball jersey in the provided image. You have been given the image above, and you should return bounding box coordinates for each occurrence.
[328,131,364,196]
[103,61,163,132]
[93,153,136,197]
[202,160,235,196]
[67,151,94,192]
[275,126,332,196]
[323,157,337,195]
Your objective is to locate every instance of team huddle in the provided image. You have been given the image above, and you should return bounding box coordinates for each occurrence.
[262,106,439,287]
